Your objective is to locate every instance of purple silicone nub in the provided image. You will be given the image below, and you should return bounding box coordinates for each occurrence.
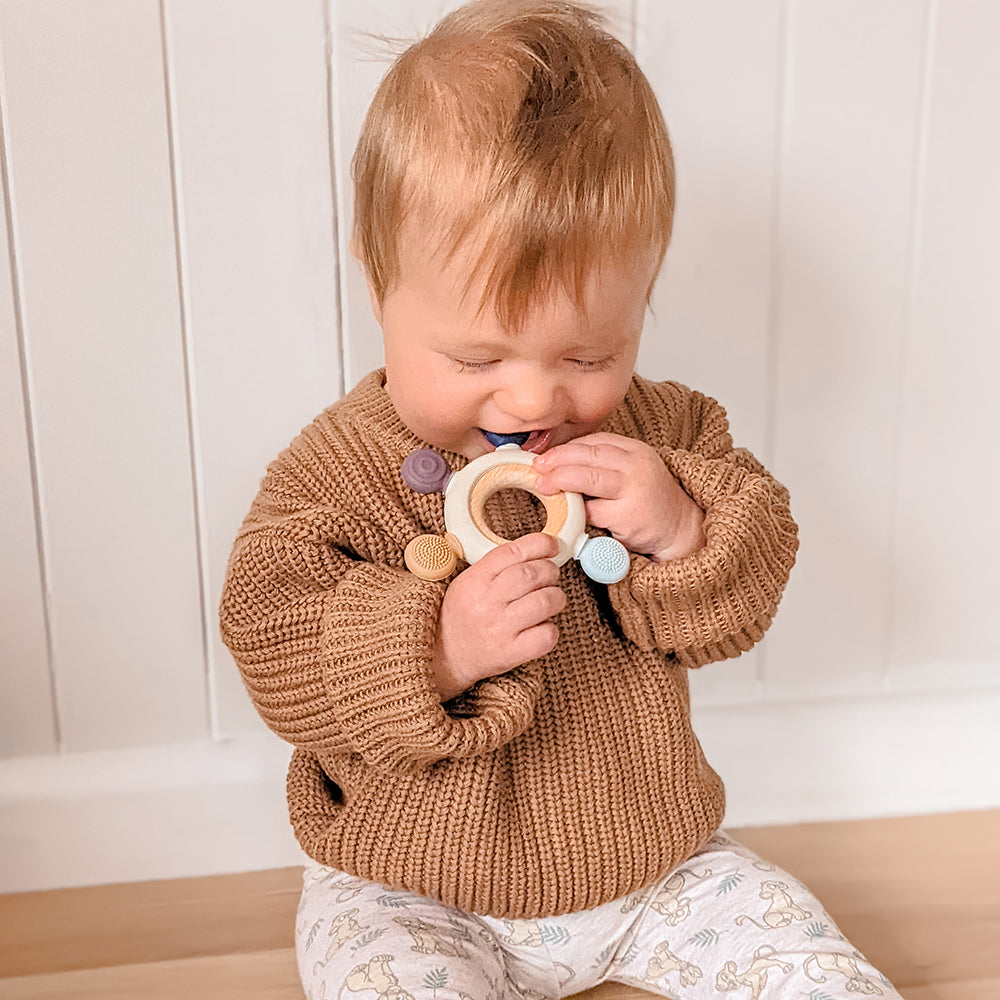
[482,430,530,448]
[401,449,451,493]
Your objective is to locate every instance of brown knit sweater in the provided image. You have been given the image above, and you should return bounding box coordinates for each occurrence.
[219,370,798,918]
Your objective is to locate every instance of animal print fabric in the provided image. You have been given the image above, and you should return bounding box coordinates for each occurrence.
[295,832,900,1000]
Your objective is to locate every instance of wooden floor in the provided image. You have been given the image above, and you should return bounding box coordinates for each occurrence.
[1,810,997,999]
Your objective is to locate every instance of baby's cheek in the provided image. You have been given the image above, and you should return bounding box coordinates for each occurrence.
[586,394,625,423]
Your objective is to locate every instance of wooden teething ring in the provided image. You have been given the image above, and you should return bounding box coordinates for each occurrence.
[468,463,569,545]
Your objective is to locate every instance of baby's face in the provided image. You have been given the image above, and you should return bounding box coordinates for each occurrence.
[373,236,653,460]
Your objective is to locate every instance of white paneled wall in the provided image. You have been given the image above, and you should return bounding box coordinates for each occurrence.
[2,0,208,754]
[1,0,998,893]
[766,1,928,699]
[636,1,784,703]
[1,137,54,757]
[164,0,343,736]
[888,0,1000,682]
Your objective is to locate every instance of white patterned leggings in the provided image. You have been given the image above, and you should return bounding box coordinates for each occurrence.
[295,831,901,1000]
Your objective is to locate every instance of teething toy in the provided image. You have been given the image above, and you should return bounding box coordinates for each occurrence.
[402,445,630,584]
[481,429,530,448]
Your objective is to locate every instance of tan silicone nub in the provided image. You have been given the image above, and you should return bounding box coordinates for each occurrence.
[404,534,458,582]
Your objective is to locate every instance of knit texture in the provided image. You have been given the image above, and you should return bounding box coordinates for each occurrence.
[219,371,799,918]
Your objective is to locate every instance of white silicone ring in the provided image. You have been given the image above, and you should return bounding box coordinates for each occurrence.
[443,445,586,566]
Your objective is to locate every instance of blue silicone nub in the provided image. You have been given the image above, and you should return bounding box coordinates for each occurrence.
[482,430,531,448]
[578,536,630,584]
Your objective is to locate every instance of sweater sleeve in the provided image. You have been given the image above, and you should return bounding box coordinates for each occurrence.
[219,505,541,771]
[607,386,799,667]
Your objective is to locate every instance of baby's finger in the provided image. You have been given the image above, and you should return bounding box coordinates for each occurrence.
[536,437,633,473]
[494,550,561,602]
[507,583,567,632]
[563,431,644,452]
[535,461,628,500]
[475,531,559,578]
[507,621,560,665]
[582,497,618,531]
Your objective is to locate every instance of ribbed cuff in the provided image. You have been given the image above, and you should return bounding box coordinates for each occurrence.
[609,450,798,656]
[323,563,541,770]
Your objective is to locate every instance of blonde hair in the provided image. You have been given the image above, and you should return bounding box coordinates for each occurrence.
[352,0,674,329]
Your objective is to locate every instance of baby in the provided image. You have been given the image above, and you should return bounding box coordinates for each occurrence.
[220,1,900,996]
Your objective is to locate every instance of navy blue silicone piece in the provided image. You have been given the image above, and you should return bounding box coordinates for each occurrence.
[481,430,531,448]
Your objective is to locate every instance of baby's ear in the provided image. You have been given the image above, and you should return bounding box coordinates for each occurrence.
[350,237,384,325]
[366,280,383,327]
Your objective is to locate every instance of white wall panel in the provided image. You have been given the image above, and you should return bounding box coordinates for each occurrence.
[331,0,445,388]
[0,1,208,750]
[637,2,783,705]
[764,0,928,698]
[0,103,56,757]
[165,0,343,736]
[888,0,1000,684]
[637,0,782,457]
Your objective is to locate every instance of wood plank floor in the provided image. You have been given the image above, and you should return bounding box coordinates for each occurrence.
[1,810,997,999]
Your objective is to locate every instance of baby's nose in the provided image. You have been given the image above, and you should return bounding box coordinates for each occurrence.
[498,375,561,423]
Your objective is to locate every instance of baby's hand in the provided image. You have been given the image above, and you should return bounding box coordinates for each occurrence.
[432,533,566,701]
[533,432,706,563]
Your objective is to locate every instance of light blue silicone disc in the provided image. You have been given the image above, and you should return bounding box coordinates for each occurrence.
[577,535,630,584]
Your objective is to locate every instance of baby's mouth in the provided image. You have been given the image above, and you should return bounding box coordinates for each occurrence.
[479,429,553,453]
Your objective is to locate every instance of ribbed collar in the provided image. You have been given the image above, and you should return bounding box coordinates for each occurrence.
[338,369,472,472]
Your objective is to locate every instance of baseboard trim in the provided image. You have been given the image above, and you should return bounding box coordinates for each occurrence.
[2,688,998,893]
[0,734,305,894]
[694,686,1000,826]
